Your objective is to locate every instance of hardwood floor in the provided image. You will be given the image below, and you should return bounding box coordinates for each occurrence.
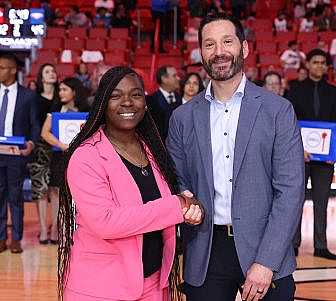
[0,199,335,301]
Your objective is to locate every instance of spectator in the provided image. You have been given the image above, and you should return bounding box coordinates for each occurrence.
[274,11,288,32]
[299,12,315,32]
[146,65,182,140]
[53,7,66,27]
[294,0,306,19]
[207,0,225,15]
[190,47,202,64]
[40,0,55,25]
[95,0,114,12]
[27,80,37,91]
[111,2,132,28]
[75,62,92,93]
[263,71,282,95]
[151,0,170,53]
[280,40,306,70]
[180,72,205,104]
[288,66,308,89]
[316,5,336,31]
[28,64,58,244]
[93,7,111,28]
[317,40,333,66]
[245,65,262,85]
[64,5,90,27]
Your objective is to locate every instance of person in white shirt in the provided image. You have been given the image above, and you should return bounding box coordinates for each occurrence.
[274,11,288,32]
[280,41,306,70]
[94,0,114,11]
[299,12,315,32]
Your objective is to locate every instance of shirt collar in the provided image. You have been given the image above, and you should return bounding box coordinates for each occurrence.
[0,81,17,93]
[205,74,247,103]
[159,87,174,99]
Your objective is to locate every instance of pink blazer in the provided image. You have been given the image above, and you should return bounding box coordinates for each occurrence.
[65,128,184,300]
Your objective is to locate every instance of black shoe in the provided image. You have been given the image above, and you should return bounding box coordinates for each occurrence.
[294,247,299,257]
[39,239,49,245]
[314,248,336,260]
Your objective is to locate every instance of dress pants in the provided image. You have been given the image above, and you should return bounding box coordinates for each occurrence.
[184,226,295,301]
[150,10,167,52]
[0,155,26,241]
[293,162,334,249]
[64,270,169,301]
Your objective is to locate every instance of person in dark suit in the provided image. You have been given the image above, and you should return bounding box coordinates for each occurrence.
[167,13,305,301]
[288,49,336,260]
[146,65,182,141]
[0,53,40,253]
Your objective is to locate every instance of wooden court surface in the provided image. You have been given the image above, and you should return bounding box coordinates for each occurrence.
[0,199,335,301]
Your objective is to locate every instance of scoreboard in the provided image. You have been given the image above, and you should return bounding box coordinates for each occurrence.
[0,8,45,50]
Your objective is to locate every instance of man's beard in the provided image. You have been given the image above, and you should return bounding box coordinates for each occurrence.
[202,48,244,81]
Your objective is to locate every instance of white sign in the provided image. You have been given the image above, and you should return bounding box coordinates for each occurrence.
[301,127,331,155]
[58,119,86,145]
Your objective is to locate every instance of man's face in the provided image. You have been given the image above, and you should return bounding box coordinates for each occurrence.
[307,55,327,80]
[162,67,180,92]
[200,20,248,81]
[0,58,16,85]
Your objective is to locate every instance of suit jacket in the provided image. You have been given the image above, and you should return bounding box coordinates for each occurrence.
[0,84,40,163]
[166,80,305,285]
[146,89,182,141]
[66,128,184,299]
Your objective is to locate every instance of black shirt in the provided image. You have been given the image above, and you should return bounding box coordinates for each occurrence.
[287,78,336,122]
[120,156,163,278]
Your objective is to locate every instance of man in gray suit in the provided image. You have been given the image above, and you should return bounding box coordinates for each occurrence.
[167,13,305,301]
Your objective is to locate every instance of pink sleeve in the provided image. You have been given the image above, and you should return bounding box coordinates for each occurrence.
[67,151,184,240]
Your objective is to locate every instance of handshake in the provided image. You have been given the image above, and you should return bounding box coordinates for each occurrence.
[177,190,204,225]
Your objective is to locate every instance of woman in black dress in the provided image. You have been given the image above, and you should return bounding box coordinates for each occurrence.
[28,63,58,244]
[41,77,88,243]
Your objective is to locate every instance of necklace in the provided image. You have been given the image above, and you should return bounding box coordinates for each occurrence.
[109,137,149,177]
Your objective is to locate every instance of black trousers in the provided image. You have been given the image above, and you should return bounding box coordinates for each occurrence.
[184,226,296,301]
[150,10,167,51]
[0,155,26,241]
[293,162,334,249]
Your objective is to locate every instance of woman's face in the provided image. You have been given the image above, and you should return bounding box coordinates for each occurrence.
[59,83,75,103]
[42,65,57,84]
[28,81,37,90]
[106,74,146,132]
[79,63,88,75]
[183,75,200,99]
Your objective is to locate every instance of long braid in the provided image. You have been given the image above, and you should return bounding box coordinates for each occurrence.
[58,66,183,300]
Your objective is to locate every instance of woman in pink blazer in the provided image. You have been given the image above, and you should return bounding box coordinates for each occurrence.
[57,67,204,301]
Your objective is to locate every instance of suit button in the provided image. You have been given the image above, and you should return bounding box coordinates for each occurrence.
[224,132,228,136]
[225,109,228,113]
[229,179,232,182]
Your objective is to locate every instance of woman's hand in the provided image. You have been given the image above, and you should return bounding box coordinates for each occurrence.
[178,194,204,225]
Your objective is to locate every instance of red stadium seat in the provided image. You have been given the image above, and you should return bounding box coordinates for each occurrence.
[104,52,127,66]
[275,31,296,43]
[300,41,317,54]
[109,28,130,39]
[157,56,184,69]
[245,53,257,66]
[89,28,108,39]
[64,39,85,51]
[47,27,66,38]
[277,42,288,54]
[85,39,106,51]
[297,32,318,43]
[107,39,129,50]
[134,55,153,69]
[256,41,277,54]
[255,31,274,42]
[259,54,281,67]
[56,64,76,79]
[43,38,64,50]
[284,68,298,80]
[137,0,151,8]
[37,49,58,64]
[319,31,335,44]
[68,28,87,39]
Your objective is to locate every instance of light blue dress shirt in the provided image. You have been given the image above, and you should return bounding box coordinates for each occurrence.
[205,75,247,225]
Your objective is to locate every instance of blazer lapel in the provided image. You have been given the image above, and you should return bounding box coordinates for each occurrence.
[13,85,24,125]
[192,95,214,193]
[233,81,262,182]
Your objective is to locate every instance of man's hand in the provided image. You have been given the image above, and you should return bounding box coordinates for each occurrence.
[178,192,204,225]
[20,141,34,156]
[242,263,273,301]
[304,151,311,162]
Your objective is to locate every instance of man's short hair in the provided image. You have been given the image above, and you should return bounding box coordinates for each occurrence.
[156,65,173,85]
[0,52,18,67]
[306,48,327,62]
[288,40,297,48]
[198,12,245,48]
